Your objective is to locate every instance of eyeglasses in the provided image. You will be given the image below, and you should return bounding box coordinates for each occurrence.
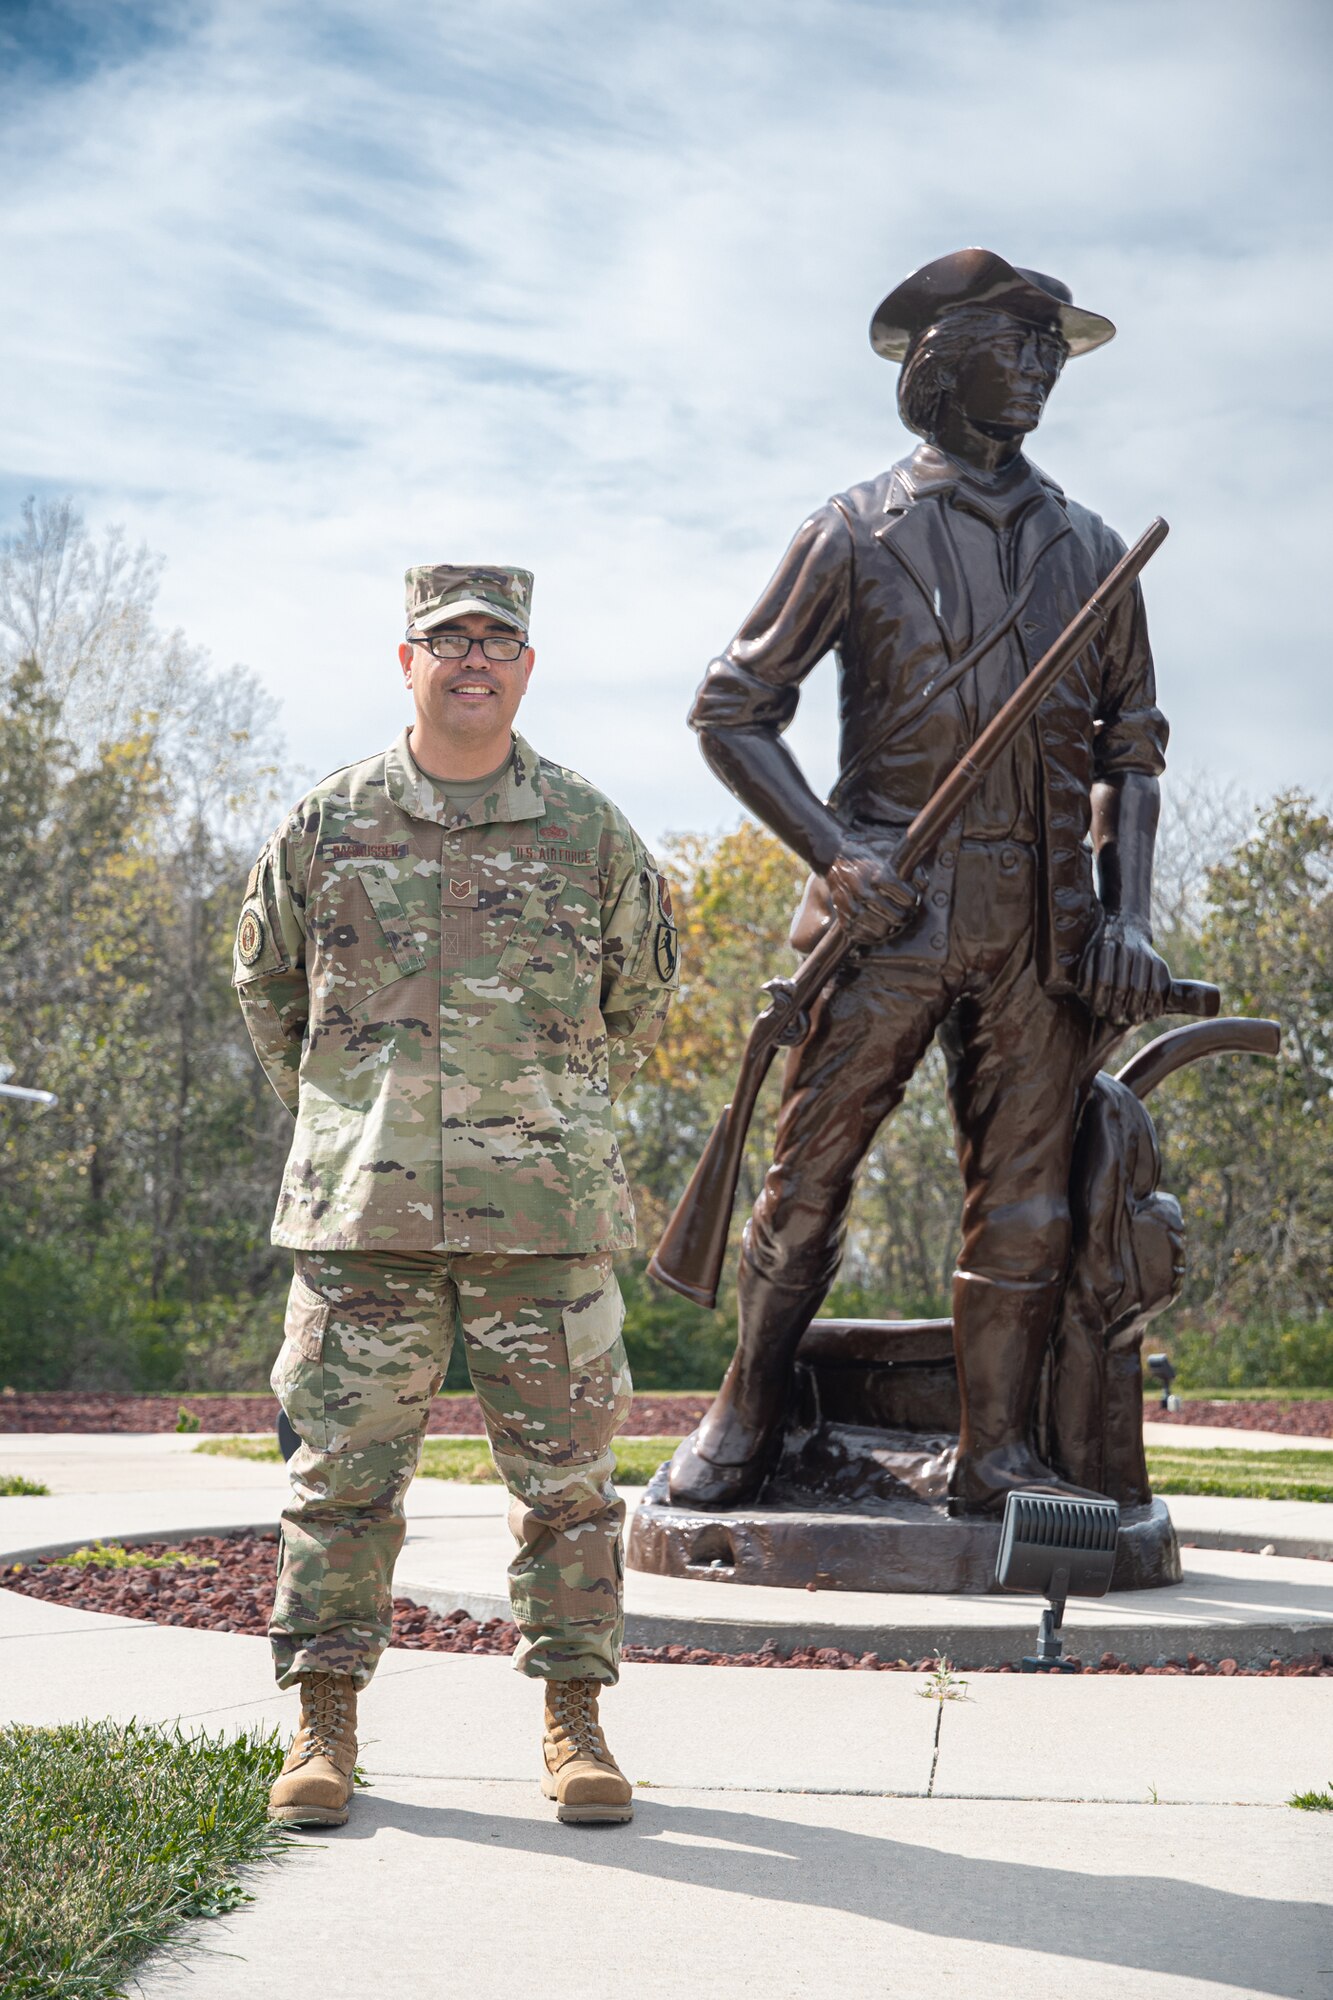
[407,631,527,662]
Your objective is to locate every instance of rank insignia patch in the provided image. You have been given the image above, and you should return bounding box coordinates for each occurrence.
[236,905,266,967]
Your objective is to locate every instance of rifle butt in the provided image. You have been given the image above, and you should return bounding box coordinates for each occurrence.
[646,1105,744,1311]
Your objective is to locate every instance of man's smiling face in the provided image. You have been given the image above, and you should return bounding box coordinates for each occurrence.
[399,610,534,753]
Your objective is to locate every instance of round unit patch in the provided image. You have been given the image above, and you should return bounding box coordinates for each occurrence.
[236,905,266,968]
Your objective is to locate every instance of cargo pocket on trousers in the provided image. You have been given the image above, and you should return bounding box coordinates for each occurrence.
[563,1276,633,1462]
[270,1272,331,1454]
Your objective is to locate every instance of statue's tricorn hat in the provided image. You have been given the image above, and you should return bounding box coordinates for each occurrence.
[870,247,1116,364]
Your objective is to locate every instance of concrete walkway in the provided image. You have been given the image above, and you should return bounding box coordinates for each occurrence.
[2,1438,1331,1998]
[3,1587,1330,1999]
[138,1791,1332,2000]
[2,1435,1331,1664]
[1142,1419,1333,1452]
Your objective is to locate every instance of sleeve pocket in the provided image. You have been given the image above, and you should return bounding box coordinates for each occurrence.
[562,1276,626,1370]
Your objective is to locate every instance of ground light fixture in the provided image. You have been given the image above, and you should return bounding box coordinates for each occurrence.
[994,1491,1121,1673]
[1146,1351,1181,1410]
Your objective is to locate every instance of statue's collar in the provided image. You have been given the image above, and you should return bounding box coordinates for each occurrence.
[898,445,1064,532]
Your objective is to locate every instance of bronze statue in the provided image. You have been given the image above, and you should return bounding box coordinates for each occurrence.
[659,248,1217,1521]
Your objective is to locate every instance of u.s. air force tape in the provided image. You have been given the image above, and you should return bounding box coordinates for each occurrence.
[236,904,266,967]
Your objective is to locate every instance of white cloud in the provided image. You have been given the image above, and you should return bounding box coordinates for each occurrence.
[1,0,1330,840]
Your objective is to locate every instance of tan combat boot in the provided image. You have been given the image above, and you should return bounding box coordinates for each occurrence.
[268,1671,358,1827]
[541,1678,633,1824]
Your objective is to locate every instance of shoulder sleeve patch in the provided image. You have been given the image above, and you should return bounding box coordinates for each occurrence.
[236,902,266,968]
[651,868,678,984]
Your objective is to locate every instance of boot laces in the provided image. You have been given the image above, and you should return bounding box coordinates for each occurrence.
[296,1672,351,1766]
[549,1678,609,1760]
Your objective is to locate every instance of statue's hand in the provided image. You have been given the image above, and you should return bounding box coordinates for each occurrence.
[1081,915,1173,1026]
[825,839,921,946]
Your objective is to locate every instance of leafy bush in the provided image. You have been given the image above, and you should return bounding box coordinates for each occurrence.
[0,1214,285,1392]
[1162,1311,1333,1391]
[616,1260,737,1390]
[0,1473,48,1496]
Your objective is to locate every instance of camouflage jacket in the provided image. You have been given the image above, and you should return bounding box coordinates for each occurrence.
[233,729,678,1254]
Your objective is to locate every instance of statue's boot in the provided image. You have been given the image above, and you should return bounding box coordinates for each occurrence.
[667,1257,827,1510]
[948,1273,1104,1516]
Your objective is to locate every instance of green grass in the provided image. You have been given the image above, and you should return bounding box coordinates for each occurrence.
[48,1541,219,1572]
[0,1718,290,2000]
[1145,1446,1333,1502]
[197,1432,680,1485]
[418,1436,679,1485]
[193,1435,282,1461]
[198,1432,1329,1501]
[0,1472,49,1496]
[1288,1782,1333,1812]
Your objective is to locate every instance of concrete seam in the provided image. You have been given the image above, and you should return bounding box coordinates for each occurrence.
[352,1775,1295,1806]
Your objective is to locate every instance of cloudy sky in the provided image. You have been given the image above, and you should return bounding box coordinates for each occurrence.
[2,0,1329,841]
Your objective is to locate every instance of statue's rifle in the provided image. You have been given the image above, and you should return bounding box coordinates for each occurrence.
[649,515,1217,1310]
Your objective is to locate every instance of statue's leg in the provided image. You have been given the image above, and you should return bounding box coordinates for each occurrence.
[942,949,1102,1515]
[667,958,947,1509]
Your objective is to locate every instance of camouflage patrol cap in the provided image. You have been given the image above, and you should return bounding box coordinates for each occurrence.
[405,563,533,636]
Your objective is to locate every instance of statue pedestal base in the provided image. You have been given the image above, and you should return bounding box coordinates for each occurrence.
[627,1413,1182,1595]
[628,1467,1180,1594]
[626,1317,1181,1595]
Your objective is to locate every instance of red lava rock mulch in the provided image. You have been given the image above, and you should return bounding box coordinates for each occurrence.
[6,1531,1331,1676]
[0,1390,713,1436]
[1148,1398,1333,1437]
[5,1389,1332,1438]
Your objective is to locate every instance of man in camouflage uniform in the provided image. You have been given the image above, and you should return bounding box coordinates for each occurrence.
[234,562,678,1828]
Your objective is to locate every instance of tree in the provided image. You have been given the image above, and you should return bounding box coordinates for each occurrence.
[0,499,296,1391]
[1156,796,1333,1343]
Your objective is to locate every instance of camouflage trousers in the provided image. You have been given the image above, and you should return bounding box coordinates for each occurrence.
[269,1248,632,1691]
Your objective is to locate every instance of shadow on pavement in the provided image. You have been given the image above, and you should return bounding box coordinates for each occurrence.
[333,1790,1327,1997]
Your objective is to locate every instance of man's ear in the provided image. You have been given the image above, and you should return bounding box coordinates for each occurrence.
[521,648,535,691]
[398,641,414,679]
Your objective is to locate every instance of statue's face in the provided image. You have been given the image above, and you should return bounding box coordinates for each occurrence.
[948,312,1066,436]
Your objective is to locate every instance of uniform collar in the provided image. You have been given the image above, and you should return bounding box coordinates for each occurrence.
[901,445,1064,532]
[384,727,546,828]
